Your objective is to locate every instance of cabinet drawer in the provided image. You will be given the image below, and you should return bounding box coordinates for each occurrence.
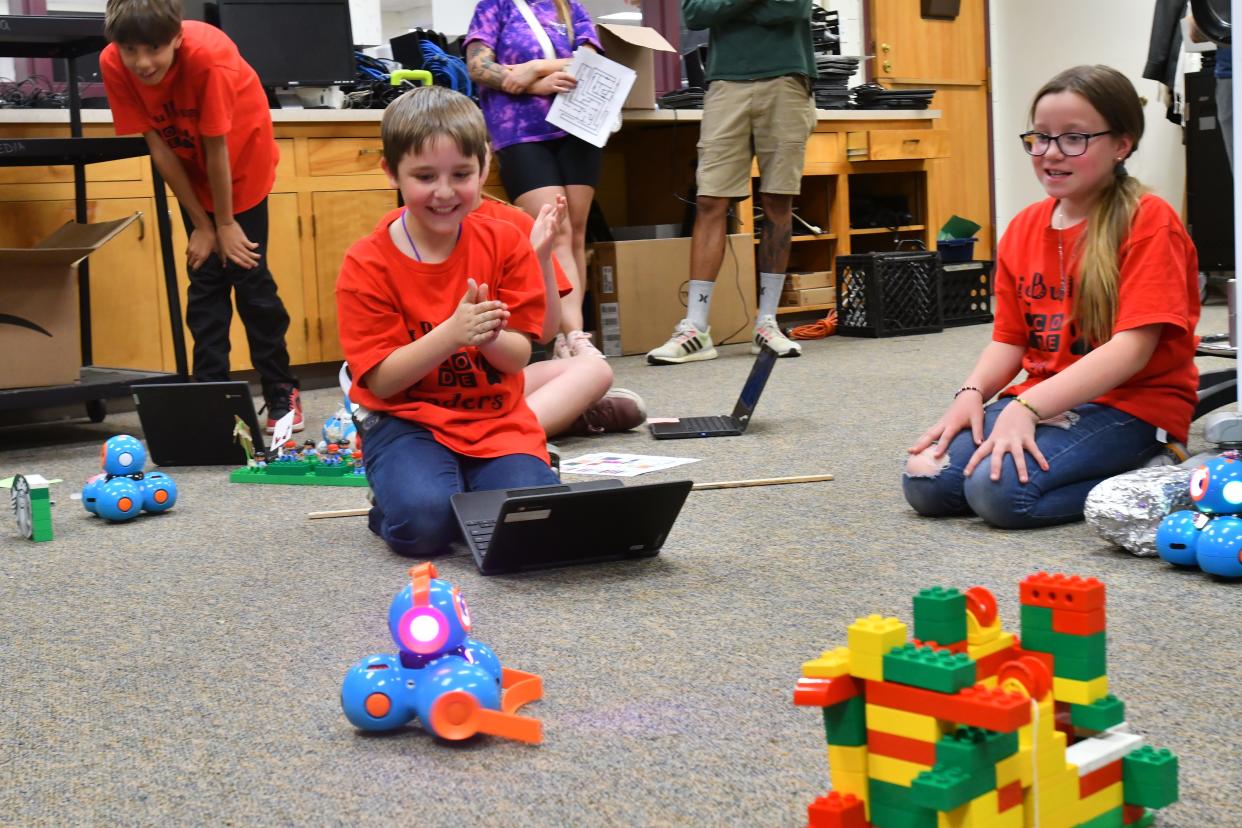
[0,156,144,185]
[866,129,949,161]
[804,132,842,164]
[307,138,386,176]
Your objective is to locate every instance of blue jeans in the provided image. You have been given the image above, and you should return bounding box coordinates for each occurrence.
[902,399,1163,529]
[362,415,558,557]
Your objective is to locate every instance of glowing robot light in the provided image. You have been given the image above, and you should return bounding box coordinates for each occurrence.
[1155,453,1242,578]
[340,563,543,744]
[81,435,178,523]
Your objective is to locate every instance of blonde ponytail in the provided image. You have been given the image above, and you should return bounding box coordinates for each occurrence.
[553,0,573,33]
[1074,174,1145,346]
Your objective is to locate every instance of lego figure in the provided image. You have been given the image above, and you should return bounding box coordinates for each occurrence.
[253,449,268,468]
[322,443,342,466]
[340,563,542,744]
[302,440,319,462]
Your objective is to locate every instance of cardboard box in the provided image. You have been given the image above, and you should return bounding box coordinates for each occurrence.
[591,234,756,356]
[786,270,833,290]
[0,215,138,389]
[596,23,676,110]
[780,286,836,308]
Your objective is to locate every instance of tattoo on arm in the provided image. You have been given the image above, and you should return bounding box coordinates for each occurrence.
[466,42,509,90]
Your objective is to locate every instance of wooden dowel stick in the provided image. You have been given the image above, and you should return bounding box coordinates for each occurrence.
[306,473,832,520]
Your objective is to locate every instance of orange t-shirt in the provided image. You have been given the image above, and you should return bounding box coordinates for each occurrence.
[100,21,277,214]
[474,198,572,296]
[993,194,1200,442]
[336,208,548,462]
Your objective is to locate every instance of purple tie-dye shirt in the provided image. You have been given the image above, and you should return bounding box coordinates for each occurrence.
[465,0,603,151]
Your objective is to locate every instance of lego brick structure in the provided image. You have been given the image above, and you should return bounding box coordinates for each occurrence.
[794,575,1179,828]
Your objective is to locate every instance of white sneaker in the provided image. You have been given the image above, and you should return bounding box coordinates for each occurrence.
[646,319,717,365]
[552,332,572,360]
[567,330,603,358]
[752,316,802,357]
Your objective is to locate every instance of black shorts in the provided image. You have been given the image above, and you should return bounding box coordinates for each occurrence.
[495,136,603,200]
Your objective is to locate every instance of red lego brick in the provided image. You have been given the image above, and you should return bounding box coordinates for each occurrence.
[1012,646,1055,674]
[867,729,938,765]
[973,644,1019,680]
[864,680,1031,732]
[1080,759,1123,798]
[807,790,868,828]
[1123,804,1148,824]
[997,780,1023,812]
[1019,572,1105,612]
[795,675,863,708]
[1052,606,1107,635]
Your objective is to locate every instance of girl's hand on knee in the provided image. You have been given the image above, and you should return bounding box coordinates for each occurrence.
[964,405,1048,483]
[909,396,984,457]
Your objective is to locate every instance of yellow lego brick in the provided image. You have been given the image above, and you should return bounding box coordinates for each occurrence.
[831,770,869,819]
[966,610,1001,646]
[938,790,1016,828]
[849,650,885,681]
[1073,782,1124,823]
[1052,675,1109,706]
[1018,699,1057,749]
[996,752,1030,788]
[866,703,952,742]
[847,614,908,654]
[1032,733,1070,780]
[803,646,852,678]
[1035,768,1079,820]
[868,753,932,787]
[978,675,998,689]
[828,744,869,774]
[967,630,1015,660]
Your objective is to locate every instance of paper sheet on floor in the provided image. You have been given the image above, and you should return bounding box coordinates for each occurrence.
[560,452,699,477]
[545,47,635,148]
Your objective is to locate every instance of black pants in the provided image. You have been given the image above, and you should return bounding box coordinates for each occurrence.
[179,198,297,397]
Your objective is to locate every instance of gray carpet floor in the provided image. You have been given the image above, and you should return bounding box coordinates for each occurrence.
[1,305,1239,827]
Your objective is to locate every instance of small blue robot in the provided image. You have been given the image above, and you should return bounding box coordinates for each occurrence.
[340,563,543,743]
[81,435,178,523]
[1155,454,1242,577]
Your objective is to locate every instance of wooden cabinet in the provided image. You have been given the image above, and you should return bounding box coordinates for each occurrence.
[870,0,987,83]
[312,189,399,363]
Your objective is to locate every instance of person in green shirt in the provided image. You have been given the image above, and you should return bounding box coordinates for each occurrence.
[648,0,817,365]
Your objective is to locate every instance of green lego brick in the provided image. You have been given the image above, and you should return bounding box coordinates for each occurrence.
[869,800,936,828]
[868,779,935,818]
[883,643,977,694]
[229,466,370,487]
[912,618,967,646]
[1020,605,1055,651]
[1050,631,1107,680]
[1130,808,1156,828]
[913,586,967,620]
[1123,746,1179,810]
[1074,806,1124,828]
[909,763,996,812]
[935,726,1019,773]
[822,695,867,746]
[1070,695,1126,731]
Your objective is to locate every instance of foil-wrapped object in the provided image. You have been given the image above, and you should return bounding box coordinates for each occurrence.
[1084,465,1194,556]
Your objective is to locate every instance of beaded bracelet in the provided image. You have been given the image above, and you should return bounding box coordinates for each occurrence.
[954,385,982,399]
[1013,396,1043,421]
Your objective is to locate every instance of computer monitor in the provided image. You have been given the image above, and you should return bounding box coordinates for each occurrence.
[216,0,355,88]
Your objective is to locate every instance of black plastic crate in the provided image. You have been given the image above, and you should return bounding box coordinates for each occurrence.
[834,250,943,337]
[942,260,994,327]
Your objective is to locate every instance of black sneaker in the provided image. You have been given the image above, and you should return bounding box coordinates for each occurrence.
[262,384,304,434]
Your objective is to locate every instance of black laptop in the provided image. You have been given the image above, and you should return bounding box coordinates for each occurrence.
[450,479,693,575]
[133,381,265,466]
[649,345,779,439]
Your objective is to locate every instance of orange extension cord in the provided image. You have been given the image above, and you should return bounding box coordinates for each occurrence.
[789,309,838,340]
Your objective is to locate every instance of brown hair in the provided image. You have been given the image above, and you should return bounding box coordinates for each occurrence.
[381,86,490,174]
[553,0,573,34]
[1030,65,1146,347]
[104,0,183,46]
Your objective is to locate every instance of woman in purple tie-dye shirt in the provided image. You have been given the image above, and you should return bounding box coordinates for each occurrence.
[466,0,605,359]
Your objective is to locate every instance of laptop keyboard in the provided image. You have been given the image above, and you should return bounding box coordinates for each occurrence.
[466,518,495,551]
[678,415,734,432]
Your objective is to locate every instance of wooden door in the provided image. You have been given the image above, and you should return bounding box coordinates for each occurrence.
[312,189,399,363]
[159,192,309,373]
[0,198,164,371]
[869,0,994,256]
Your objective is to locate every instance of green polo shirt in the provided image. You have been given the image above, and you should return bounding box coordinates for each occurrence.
[682,0,817,82]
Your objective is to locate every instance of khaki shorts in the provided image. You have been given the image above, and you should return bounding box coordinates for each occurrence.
[695,76,817,199]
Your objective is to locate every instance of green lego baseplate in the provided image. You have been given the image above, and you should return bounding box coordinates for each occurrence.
[229,462,369,487]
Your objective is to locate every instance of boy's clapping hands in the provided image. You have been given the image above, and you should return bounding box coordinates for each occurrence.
[530,195,567,263]
[451,278,510,346]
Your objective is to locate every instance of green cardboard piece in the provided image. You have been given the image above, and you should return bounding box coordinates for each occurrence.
[937,214,982,240]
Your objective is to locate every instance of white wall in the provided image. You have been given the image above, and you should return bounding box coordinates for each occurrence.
[990,0,1190,233]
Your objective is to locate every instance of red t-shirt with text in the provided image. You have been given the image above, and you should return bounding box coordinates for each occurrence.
[993,194,1200,442]
[100,21,277,214]
[475,198,572,297]
[336,208,548,462]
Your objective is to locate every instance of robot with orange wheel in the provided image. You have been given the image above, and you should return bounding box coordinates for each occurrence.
[340,563,543,744]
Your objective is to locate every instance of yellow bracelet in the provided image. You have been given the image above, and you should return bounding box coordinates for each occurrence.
[1013,396,1043,421]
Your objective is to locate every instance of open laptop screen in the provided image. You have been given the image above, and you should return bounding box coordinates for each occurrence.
[731,346,779,424]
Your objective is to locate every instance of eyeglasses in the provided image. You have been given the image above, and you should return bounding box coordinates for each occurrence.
[1019,130,1112,157]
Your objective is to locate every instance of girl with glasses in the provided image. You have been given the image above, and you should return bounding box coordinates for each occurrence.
[903,65,1200,529]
